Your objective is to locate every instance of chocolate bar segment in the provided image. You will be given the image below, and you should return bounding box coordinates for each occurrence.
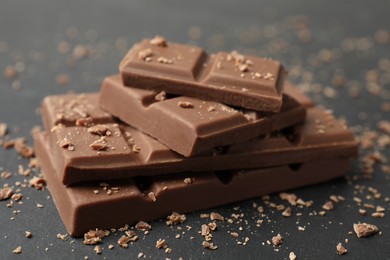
[35,131,351,237]
[41,93,357,185]
[99,75,306,156]
[119,38,286,112]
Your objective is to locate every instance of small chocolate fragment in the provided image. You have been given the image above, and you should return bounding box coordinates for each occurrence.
[336,243,347,255]
[0,123,8,137]
[353,223,379,238]
[0,187,13,200]
[120,38,286,111]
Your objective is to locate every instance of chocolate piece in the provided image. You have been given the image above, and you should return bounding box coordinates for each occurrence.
[41,93,113,130]
[40,93,358,185]
[99,75,306,156]
[35,131,351,237]
[119,38,286,112]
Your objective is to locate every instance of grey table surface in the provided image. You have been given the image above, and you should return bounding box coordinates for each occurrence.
[0,0,389,259]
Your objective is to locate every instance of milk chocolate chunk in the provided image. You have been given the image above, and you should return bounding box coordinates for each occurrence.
[40,93,358,185]
[35,132,351,237]
[119,38,286,112]
[99,75,306,156]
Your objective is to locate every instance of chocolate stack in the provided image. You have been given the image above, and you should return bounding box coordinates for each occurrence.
[34,36,358,237]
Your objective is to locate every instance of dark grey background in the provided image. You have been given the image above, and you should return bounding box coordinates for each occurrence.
[0,0,389,259]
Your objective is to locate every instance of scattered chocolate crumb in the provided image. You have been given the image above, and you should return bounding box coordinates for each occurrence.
[25,231,32,238]
[0,187,13,200]
[148,192,157,202]
[83,229,108,245]
[29,176,46,190]
[94,245,102,254]
[322,201,334,211]
[75,117,94,127]
[353,223,379,238]
[155,91,166,101]
[87,124,111,136]
[108,244,114,250]
[14,138,34,158]
[138,48,153,61]
[1,171,12,179]
[58,137,74,151]
[183,178,192,184]
[137,252,144,258]
[336,243,347,255]
[0,123,7,137]
[289,251,297,260]
[166,212,186,225]
[359,209,367,215]
[208,222,217,231]
[156,239,167,249]
[150,36,167,47]
[178,101,194,108]
[230,232,239,238]
[157,56,173,64]
[201,224,210,236]
[132,144,141,153]
[11,193,23,201]
[57,233,68,241]
[272,234,283,246]
[89,139,109,151]
[13,246,22,254]
[371,212,385,218]
[118,235,131,248]
[202,241,218,250]
[282,207,292,217]
[135,221,151,231]
[210,212,224,221]
[125,230,138,242]
[37,203,44,208]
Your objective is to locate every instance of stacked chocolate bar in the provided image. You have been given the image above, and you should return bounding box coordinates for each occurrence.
[34,36,358,237]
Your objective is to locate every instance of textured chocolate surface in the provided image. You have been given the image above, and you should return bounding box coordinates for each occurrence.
[119,38,286,112]
[99,75,306,156]
[41,93,358,185]
[35,131,351,237]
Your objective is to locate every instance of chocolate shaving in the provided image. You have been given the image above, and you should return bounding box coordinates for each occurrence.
[202,241,218,250]
[29,176,46,190]
[0,187,13,200]
[353,223,379,238]
[272,234,283,246]
[166,212,186,225]
[83,229,108,245]
[75,117,94,127]
[135,221,151,231]
[178,101,194,108]
[155,239,166,249]
[138,48,153,61]
[336,243,347,255]
[150,35,167,47]
[87,124,111,136]
[14,138,34,158]
[210,212,224,221]
[89,139,109,151]
[0,123,7,137]
[117,235,131,248]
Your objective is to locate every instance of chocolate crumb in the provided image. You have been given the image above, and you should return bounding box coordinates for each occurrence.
[94,245,102,254]
[25,231,32,238]
[148,192,157,202]
[87,124,111,136]
[178,101,194,108]
[371,212,385,218]
[89,139,109,151]
[353,223,379,238]
[201,224,210,236]
[0,187,13,200]
[11,193,23,201]
[75,117,94,127]
[12,246,22,254]
[150,36,167,47]
[322,201,334,211]
[272,234,283,246]
[118,235,131,248]
[208,222,217,231]
[135,221,151,231]
[0,123,7,137]
[1,171,11,179]
[202,241,218,250]
[57,233,68,241]
[83,229,107,245]
[289,252,297,260]
[14,138,34,158]
[55,74,71,86]
[183,178,192,184]
[29,177,46,190]
[336,242,347,255]
[282,207,292,217]
[138,48,153,61]
[210,212,224,221]
[155,91,166,101]
[157,56,173,64]
[156,239,167,249]
[166,212,186,225]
